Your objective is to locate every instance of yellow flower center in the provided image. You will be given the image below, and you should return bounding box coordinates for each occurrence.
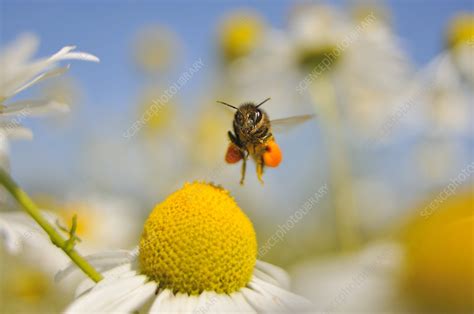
[138,95,175,137]
[403,188,474,311]
[139,182,257,295]
[446,14,474,49]
[219,11,263,62]
[297,45,342,74]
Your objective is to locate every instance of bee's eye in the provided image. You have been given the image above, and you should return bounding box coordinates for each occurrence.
[236,112,244,124]
[255,110,262,123]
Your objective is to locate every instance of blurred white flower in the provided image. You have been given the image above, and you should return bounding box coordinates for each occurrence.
[445,13,474,86]
[453,42,474,85]
[290,242,405,312]
[420,53,472,137]
[0,33,99,116]
[49,194,141,254]
[1,193,140,275]
[0,209,70,276]
[218,10,310,118]
[0,33,99,171]
[132,25,181,73]
[290,4,413,137]
[0,34,99,267]
[0,210,58,255]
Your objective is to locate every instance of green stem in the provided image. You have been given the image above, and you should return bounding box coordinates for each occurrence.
[0,168,103,282]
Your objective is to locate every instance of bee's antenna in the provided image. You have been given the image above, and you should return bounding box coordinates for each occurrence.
[256,97,271,108]
[217,101,238,110]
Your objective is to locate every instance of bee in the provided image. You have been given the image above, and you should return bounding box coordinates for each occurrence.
[218,98,314,185]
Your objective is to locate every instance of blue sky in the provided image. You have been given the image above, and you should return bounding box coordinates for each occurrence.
[1,0,472,191]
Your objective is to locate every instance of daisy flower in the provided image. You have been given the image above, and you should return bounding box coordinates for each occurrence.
[290,4,413,136]
[218,10,264,64]
[133,25,181,74]
[410,15,473,185]
[37,193,141,255]
[0,33,99,116]
[0,33,99,255]
[64,182,312,313]
[446,13,474,86]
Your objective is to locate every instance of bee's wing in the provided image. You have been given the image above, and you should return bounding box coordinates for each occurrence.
[270,114,315,133]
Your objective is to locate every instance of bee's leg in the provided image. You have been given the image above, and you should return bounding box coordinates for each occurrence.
[228,131,238,145]
[256,158,265,184]
[240,153,248,185]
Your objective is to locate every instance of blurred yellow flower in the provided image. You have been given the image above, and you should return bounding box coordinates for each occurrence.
[402,188,473,311]
[35,194,139,254]
[446,13,474,49]
[290,5,347,72]
[137,90,175,137]
[0,253,69,313]
[445,13,474,86]
[133,26,180,73]
[9,267,50,303]
[191,101,230,166]
[351,3,390,25]
[218,10,264,63]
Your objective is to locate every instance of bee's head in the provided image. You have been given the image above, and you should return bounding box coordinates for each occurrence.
[235,104,264,131]
[218,98,270,134]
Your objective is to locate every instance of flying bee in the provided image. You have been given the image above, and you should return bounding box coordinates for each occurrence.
[218,97,314,185]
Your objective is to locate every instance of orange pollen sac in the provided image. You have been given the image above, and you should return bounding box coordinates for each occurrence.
[225,143,242,164]
[263,140,282,167]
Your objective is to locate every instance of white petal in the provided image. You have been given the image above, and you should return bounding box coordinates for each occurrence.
[1,43,98,99]
[0,216,23,253]
[2,99,69,117]
[208,293,237,313]
[0,33,39,68]
[255,260,291,289]
[241,287,279,312]
[253,269,282,289]
[74,264,137,298]
[0,211,54,253]
[88,250,136,268]
[49,46,76,60]
[49,46,99,63]
[56,250,135,282]
[183,294,200,313]
[6,125,33,140]
[249,277,313,311]
[65,275,148,313]
[149,289,173,313]
[101,281,157,313]
[169,293,189,312]
[229,292,257,313]
[74,278,95,298]
[193,291,219,314]
[9,65,70,97]
[92,264,137,287]
[58,51,100,62]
